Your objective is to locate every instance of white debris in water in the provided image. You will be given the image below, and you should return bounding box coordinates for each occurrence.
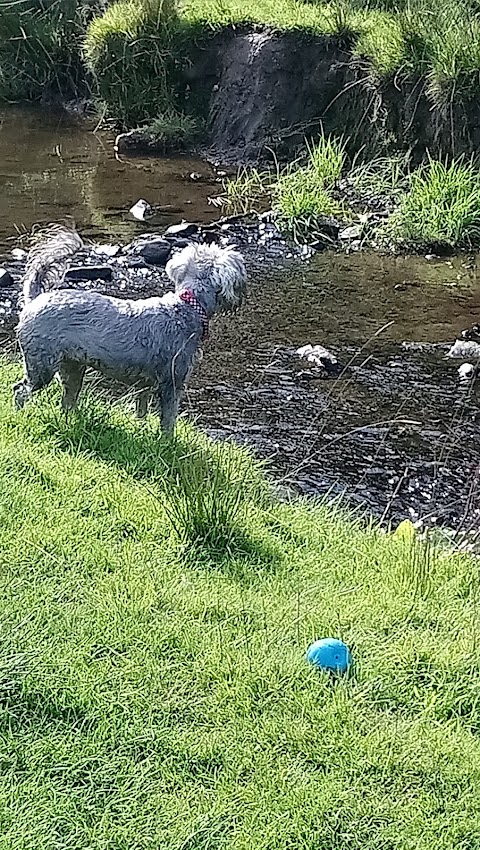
[129,199,151,221]
[11,248,27,261]
[300,244,314,259]
[296,344,338,368]
[447,339,480,359]
[458,362,475,380]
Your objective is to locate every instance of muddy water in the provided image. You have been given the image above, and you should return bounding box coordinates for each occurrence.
[2,107,480,530]
[0,107,219,246]
[196,252,480,529]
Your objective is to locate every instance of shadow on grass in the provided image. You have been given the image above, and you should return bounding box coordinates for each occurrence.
[27,396,280,570]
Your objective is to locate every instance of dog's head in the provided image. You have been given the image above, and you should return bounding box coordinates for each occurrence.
[166,242,247,315]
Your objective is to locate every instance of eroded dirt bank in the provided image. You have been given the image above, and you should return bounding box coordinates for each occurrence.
[176,29,479,165]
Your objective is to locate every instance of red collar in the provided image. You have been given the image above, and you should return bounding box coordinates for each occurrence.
[178,289,209,340]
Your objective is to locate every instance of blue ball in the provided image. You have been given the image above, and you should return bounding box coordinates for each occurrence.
[306,638,352,674]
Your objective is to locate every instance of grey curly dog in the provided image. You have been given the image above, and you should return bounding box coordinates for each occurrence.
[14,226,247,435]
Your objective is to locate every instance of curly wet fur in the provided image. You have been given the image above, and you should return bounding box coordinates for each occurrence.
[22,225,83,304]
[14,229,247,435]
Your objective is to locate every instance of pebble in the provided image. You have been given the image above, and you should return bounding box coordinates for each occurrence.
[93,244,121,258]
[164,222,199,238]
[126,236,171,266]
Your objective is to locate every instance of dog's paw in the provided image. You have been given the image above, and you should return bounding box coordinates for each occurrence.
[13,381,30,410]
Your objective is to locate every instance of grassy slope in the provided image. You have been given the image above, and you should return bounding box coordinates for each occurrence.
[180,0,406,75]
[179,0,480,102]
[0,360,480,848]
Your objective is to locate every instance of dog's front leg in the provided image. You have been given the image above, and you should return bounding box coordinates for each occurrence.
[156,383,183,437]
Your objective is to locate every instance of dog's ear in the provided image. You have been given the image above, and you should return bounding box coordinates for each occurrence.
[165,245,197,287]
[214,248,247,307]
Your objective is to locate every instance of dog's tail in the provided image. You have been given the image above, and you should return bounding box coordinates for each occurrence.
[22,225,83,304]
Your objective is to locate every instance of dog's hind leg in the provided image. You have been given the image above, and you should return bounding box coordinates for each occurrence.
[156,383,183,437]
[135,389,151,420]
[13,358,56,410]
[57,360,86,411]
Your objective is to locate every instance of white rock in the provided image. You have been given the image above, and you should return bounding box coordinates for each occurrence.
[339,224,362,241]
[458,362,475,380]
[93,244,121,258]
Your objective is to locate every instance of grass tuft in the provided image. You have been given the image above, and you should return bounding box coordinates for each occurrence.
[224,136,347,241]
[0,0,100,101]
[137,110,200,150]
[158,435,266,554]
[383,154,480,249]
[84,0,179,125]
[224,138,480,252]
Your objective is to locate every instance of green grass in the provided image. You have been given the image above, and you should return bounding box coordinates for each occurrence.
[223,141,480,251]
[0,0,98,101]
[1,360,480,846]
[3,0,480,130]
[224,137,346,242]
[383,155,480,250]
[84,0,178,125]
[80,0,480,128]
[135,110,200,150]
[180,0,480,96]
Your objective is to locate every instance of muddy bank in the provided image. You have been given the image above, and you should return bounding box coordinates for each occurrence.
[122,29,480,165]
[205,31,480,164]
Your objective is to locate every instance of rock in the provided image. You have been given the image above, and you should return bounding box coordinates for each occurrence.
[93,244,121,258]
[300,244,314,259]
[65,266,113,282]
[458,363,475,380]
[309,217,341,250]
[166,238,191,251]
[11,248,27,261]
[115,129,190,156]
[339,223,363,241]
[461,323,480,341]
[296,344,343,375]
[0,268,14,288]
[126,235,172,266]
[115,130,158,156]
[129,199,151,221]
[164,222,199,238]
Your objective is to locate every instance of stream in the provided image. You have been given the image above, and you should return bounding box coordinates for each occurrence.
[2,107,480,534]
